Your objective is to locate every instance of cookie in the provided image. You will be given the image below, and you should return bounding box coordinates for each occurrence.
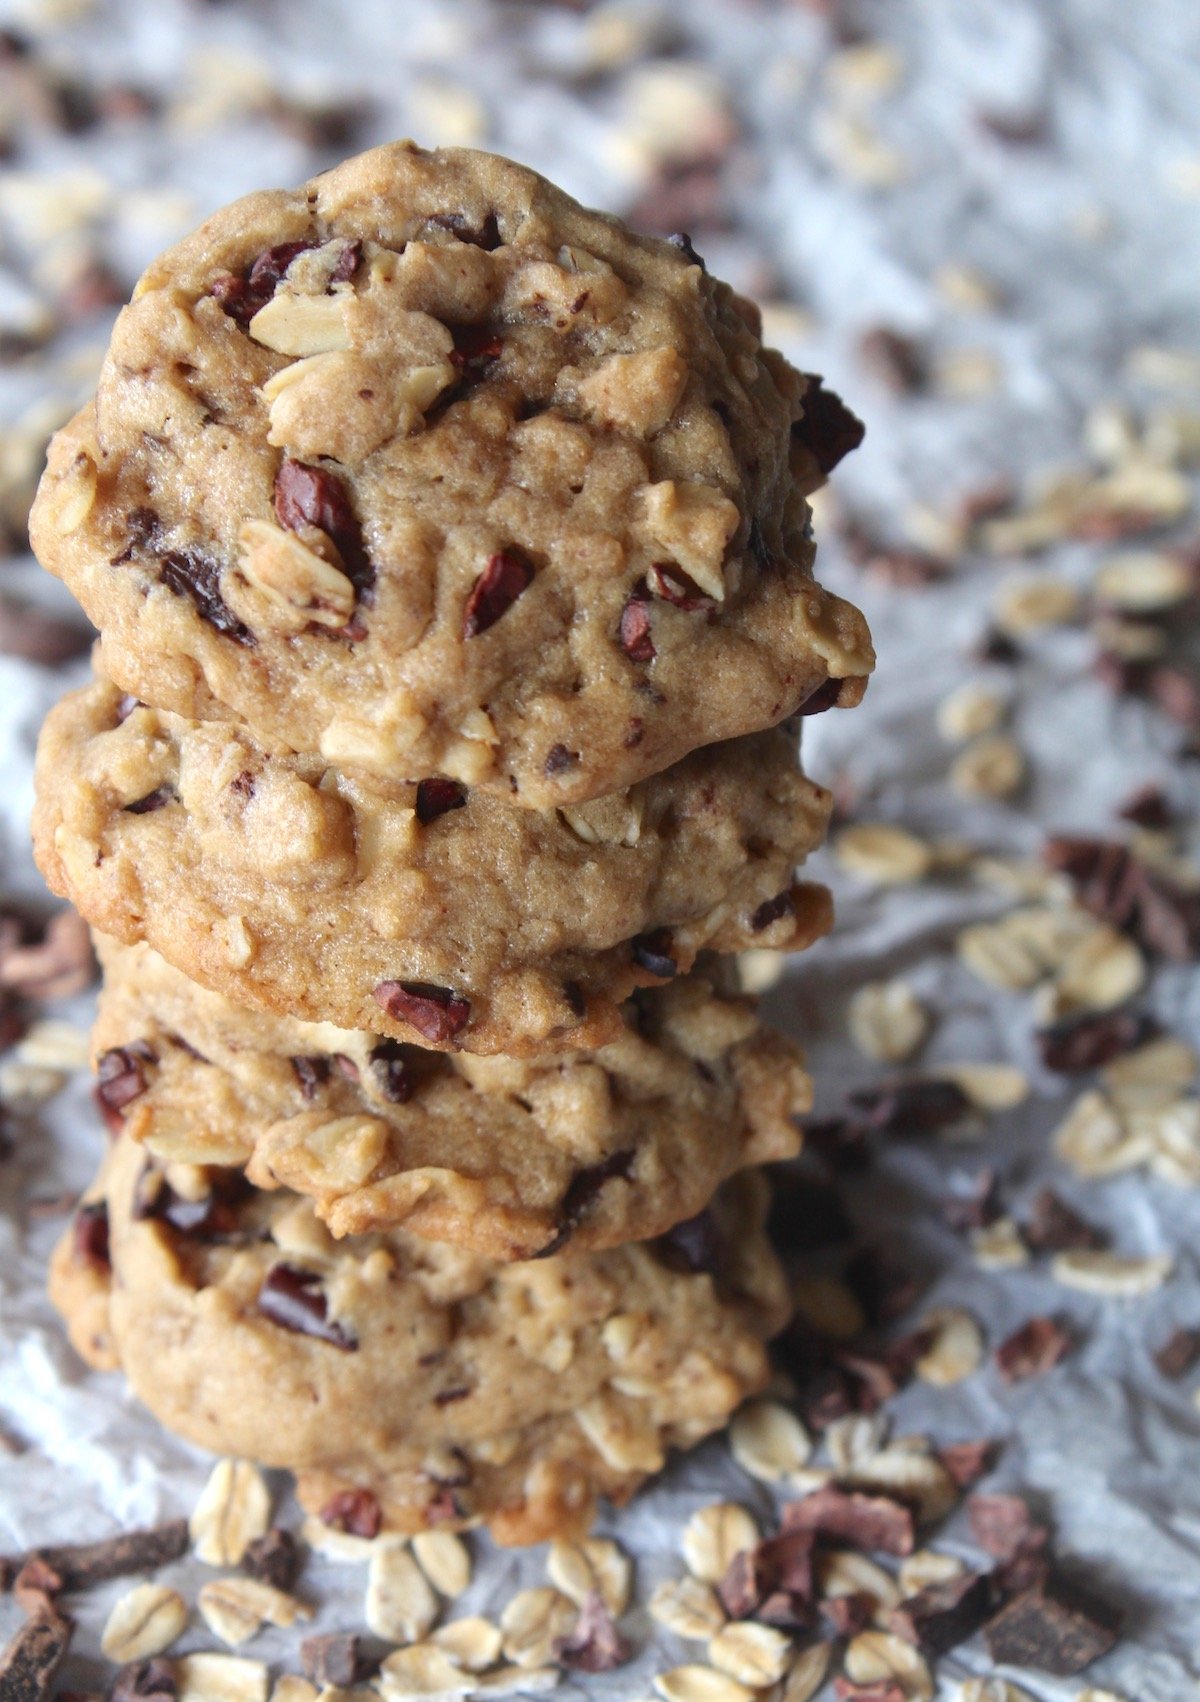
[90,934,808,1259]
[31,141,872,808]
[51,1135,789,1544]
[34,677,834,1056]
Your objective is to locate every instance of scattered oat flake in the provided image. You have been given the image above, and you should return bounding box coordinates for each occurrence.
[729,1399,812,1483]
[412,1530,471,1598]
[175,1653,270,1702]
[844,1629,934,1698]
[681,1503,759,1585]
[190,1460,271,1566]
[836,823,934,885]
[706,1622,791,1687]
[1051,1249,1173,1296]
[972,1216,1030,1269]
[101,1584,189,1662]
[951,734,1027,800]
[499,1587,576,1669]
[941,1062,1030,1112]
[649,1576,726,1640]
[546,1538,630,1615]
[654,1665,756,1702]
[366,1537,439,1643]
[848,981,929,1064]
[915,1308,984,1385]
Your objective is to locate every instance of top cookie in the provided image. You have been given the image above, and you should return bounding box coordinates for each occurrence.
[31,142,873,807]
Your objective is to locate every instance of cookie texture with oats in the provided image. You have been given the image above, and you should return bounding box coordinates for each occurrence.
[30,141,872,808]
[51,1135,788,1545]
[33,676,833,1056]
[87,935,809,1260]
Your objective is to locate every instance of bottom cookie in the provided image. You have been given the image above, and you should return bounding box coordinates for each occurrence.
[51,1135,790,1545]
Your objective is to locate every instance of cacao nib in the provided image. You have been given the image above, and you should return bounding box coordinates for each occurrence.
[159,548,253,646]
[328,240,362,286]
[319,1488,380,1538]
[430,210,502,250]
[820,1592,874,1637]
[95,1044,154,1128]
[433,1386,471,1407]
[832,1681,905,1702]
[71,1202,109,1273]
[134,1170,249,1240]
[618,594,655,662]
[782,1484,914,1556]
[995,1316,1072,1382]
[543,743,579,776]
[553,1592,631,1673]
[941,1166,1001,1233]
[373,981,470,1046]
[537,1148,636,1258]
[123,786,175,815]
[369,1040,414,1104]
[719,1528,814,1622]
[1117,781,1172,829]
[300,1633,359,1688]
[1154,1326,1200,1379]
[631,928,676,979]
[449,324,504,372]
[983,1578,1119,1676]
[887,1571,992,1655]
[847,1078,971,1137]
[793,376,865,476]
[111,1660,176,1702]
[858,326,927,394]
[290,1055,331,1102]
[212,239,314,328]
[257,1263,357,1351]
[796,676,844,716]
[937,1439,998,1490]
[241,1528,299,1591]
[656,1208,722,1276]
[1043,833,1200,960]
[274,458,373,595]
[750,889,793,931]
[1023,1188,1105,1254]
[4,1521,189,1594]
[766,1170,854,1253]
[461,547,535,638]
[647,561,716,610]
[415,778,467,824]
[1036,1007,1153,1073]
[968,1493,1049,1565]
[111,507,163,567]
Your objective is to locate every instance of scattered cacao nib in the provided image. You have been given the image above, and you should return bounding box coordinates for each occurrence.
[229,770,255,800]
[631,928,676,979]
[1023,1188,1105,1254]
[257,1263,357,1351]
[373,981,470,1046]
[274,458,373,595]
[12,1559,60,1607]
[941,1166,1001,1232]
[449,324,504,372]
[537,1149,636,1258]
[968,1493,1049,1566]
[429,210,502,250]
[1043,833,1200,960]
[1117,781,1173,829]
[159,547,253,646]
[627,151,731,243]
[553,1591,631,1673]
[212,239,314,327]
[0,909,94,1001]
[888,1570,992,1656]
[833,1679,905,1702]
[71,1202,109,1274]
[328,240,363,285]
[369,1040,415,1104]
[782,1485,914,1556]
[983,1578,1119,1676]
[647,561,717,610]
[110,1660,176,1702]
[1153,1325,1200,1379]
[995,1316,1072,1383]
[415,778,467,824]
[290,1055,332,1102]
[1137,865,1200,960]
[0,597,92,665]
[655,1208,722,1276]
[543,743,579,776]
[937,1439,998,1490]
[766,1168,854,1253]
[319,1488,380,1539]
[793,375,866,477]
[666,231,706,268]
[123,785,175,816]
[241,1528,299,1592]
[857,327,927,394]
[618,594,656,662]
[820,1592,874,1637]
[1035,1007,1154,1073]
[462,549,535,638]
[301,1632,360,1688]
[833,1348,907,1413]
[847,1077,971,1137]
[1,1520,188,1594]
[975,625,1021,665]
[0,1600,73,1702]
[978,108,1048,146]
[95,1044,155,1129]
[750,889,793,931]
[720,1529,814,1623]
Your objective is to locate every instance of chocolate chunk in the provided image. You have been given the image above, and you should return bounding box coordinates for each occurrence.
[847,1078,971,1137]
[319,1488,380,1538]
[793,375,865,476]
[968,1494,1049,1565]
[1023,1189,1105,1254]
[94,1044,154,1132]
[300,1632,360,1687]
[553,1591,631,1673]
[1036,1007,1154,1073]
[415,779,467,824]
[796,676,846,717]
[766,1170,854,1254]
[110,1660,177,1702]
[274,458,373,595]
[290,1055,332,1102]
[134,1168,249,1239]
[71,1201,109,1273]
[782,1485,914,1556]
[449,324,503,372]
[655,1208,722,1276]
[537,1149,635,1258]
[618,595,655,662]
[647,561,716,610]
[1154,1325,1200,1379]
[0,1603,73,1702]
[1,1520,188,1594]
[241,1528,299,1591]
[543,743,579,776]
[328,240,362,285]
[373,981,470,1046]
[750,889,793,931]
[937,1439,998,1489]
[1117,782,1173,829]
[212,239,314,327]
[257,1263,357,1351]
[983,1578,1119,1675]
[887,1571,992,1655]
[462,549,534,638]
[123,786,175,816]
[995,1316,1072,1383]
[631,928,676,978]
[367,1040,414,1104]
[159,547,253,645]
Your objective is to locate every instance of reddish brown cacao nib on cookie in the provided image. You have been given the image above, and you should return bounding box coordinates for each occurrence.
[319,1487,382,1538]
[618,594,655,662]
[95,1044,155,1125]
[211,240,316,327]
[543,742,579,776]
[414,778,467,824]
[373,980,471,1045]
[274,457,373,595]
[536,1148,636,1258]
[750,889,793,931]
[449,324,504,371]
[72,1201,110,1272]
[793,376,866,476]
[647,561,717,610]
[257,1262,357,1351]
[462,549,534,638]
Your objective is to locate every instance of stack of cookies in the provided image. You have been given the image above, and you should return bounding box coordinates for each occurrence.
[30,143,873,1544]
